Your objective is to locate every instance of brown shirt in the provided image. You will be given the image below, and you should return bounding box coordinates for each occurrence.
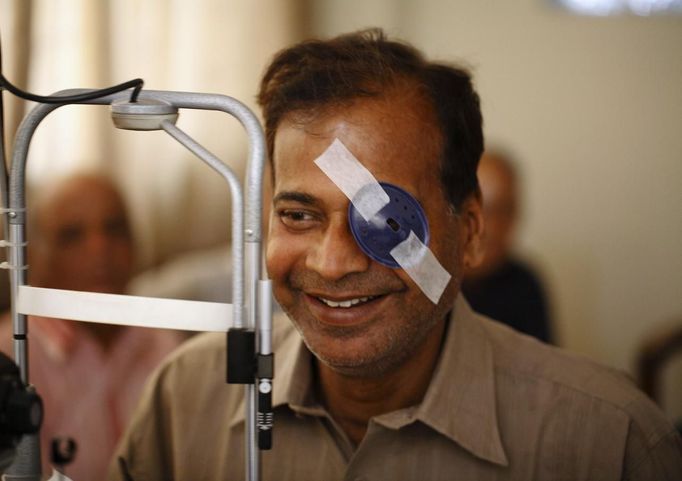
[110,296,682,481]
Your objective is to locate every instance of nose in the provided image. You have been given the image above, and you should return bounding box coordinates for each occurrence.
[83,228,112,256]
[306,214,370,281]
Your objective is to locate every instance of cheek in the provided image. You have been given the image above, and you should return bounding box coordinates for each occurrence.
[266,232,308,309]
[428,208,460,262]
[265,226,304,283]
[265,238,286,282]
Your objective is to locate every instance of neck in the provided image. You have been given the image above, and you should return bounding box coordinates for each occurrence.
[316,317,447,446]
[84,322,124,353]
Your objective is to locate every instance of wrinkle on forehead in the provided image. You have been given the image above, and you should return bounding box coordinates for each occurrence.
[280,95,441,163]
[279,80,441,149]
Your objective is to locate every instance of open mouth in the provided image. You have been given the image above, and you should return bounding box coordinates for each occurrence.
[316,295,379,308]
[304,292,392,327]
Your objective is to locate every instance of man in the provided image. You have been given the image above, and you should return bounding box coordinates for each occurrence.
[0,173,183,480]
[462,150,553,343]
[111,30,682,480]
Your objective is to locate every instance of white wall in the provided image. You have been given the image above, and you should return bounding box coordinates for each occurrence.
[310,0,682,419]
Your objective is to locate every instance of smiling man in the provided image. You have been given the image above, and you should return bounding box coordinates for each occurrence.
[110,30,681,481]
[264,75,474,447]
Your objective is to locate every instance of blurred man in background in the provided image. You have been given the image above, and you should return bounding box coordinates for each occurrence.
[0,173,183,479]
[462,150,553,343]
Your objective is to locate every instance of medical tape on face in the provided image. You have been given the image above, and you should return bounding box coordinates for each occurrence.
[314,139,390,221]
[389,231,451,304]
[313,138,452,304]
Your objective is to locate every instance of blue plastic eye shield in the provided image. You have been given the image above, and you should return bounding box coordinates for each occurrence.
[348,182,430,268]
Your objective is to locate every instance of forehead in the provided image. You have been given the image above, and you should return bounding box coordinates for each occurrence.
[39,179,127,229]
[272,90,443,196]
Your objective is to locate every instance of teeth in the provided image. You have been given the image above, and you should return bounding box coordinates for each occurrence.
[318,295,375,308]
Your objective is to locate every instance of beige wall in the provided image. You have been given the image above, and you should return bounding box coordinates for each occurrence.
[310,0,682,419]
[0,0,305,269]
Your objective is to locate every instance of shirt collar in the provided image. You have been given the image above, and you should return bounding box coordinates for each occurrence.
[412,295,508,466]
[272,326,318,413]
[231,298,508,467]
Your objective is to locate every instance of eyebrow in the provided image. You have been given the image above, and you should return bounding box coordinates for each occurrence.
[272,191,319,206]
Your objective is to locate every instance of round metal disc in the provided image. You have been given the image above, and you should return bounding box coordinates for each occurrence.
[348,182,429,268]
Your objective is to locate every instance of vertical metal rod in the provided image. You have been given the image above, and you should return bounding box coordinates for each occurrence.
[245,384,258,480]
[257,280,273,357]
[256,279,273,449]
[163,119,259,480]
[245,241,261,479]
[9,222,28,383]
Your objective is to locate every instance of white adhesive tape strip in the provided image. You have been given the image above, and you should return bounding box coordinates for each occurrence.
[17,286,232,332]
[314,138,451,304]
[314,139,390,221]
[390,231,452,304]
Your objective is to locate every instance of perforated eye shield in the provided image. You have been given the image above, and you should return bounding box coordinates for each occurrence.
[314,139,451,304]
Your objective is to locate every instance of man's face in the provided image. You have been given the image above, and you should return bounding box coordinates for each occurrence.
[267,89,481,377]
[32,178,134,294]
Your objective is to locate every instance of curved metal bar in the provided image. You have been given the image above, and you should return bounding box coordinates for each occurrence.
[160,120,244,329]
[8,88,268,481]
[9,88,265,237]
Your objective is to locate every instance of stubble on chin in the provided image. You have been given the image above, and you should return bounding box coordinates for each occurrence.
[284,299,444,379]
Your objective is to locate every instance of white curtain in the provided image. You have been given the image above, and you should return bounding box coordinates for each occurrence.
[1,0,305,269]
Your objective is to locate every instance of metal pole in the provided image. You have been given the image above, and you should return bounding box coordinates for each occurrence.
[6,89,269,481]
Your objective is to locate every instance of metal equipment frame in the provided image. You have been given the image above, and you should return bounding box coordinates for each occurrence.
[4,89,272,481]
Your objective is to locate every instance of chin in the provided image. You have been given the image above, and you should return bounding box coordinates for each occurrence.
[303,333,417,379]
[319,351,414,378]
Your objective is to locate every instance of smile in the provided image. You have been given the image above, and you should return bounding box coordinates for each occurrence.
[316,295,378,308]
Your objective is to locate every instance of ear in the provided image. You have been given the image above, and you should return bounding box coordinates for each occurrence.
[459,193,485,270]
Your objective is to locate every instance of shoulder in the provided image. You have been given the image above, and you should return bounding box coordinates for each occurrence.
[482,315,655,418]
[477,315,681,475]
[504,258,546,292]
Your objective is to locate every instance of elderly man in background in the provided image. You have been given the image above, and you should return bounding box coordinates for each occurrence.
[0,173,183,480]
[462,150,553,343]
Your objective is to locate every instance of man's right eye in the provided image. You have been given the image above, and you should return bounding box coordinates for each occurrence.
[277,209,318,230]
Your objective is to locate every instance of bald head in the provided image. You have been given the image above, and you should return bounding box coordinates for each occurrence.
[469,151,520,277]
[29,174,134,294]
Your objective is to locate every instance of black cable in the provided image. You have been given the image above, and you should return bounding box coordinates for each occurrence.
[0,72,143,104]
[0,30,144,232]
